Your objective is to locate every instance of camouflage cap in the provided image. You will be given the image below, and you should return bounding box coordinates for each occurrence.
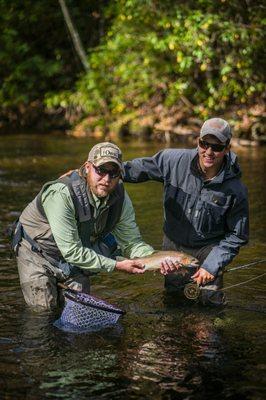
[200,118,232,143]
[88,142,124,172]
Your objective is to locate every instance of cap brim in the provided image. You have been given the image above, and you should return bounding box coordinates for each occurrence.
[200,132,227,143]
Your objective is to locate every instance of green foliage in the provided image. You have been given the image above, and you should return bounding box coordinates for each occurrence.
[0,0,109,123]
[1,0,265,126]
[47,0,265,119]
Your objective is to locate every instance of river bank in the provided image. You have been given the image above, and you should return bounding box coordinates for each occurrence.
[70,101,266,146]
[1,101,265,147]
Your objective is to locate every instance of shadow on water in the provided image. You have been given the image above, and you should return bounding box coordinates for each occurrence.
[0,134,265,399]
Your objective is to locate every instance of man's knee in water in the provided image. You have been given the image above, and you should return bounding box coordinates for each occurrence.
[20,277,58,310]
[199,288,227,306]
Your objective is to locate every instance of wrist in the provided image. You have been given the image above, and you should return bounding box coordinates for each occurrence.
[105,259,117,272]
[115,261,122,270]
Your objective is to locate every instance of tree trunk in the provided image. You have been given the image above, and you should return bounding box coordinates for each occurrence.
[58,0,89,71]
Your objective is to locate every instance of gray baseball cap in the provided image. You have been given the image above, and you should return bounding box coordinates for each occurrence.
[88,142,124,173]
[200,118,232,143]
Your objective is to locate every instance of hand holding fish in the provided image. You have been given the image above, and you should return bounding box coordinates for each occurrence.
[159,257,183,275]
[191,267,214,285]
[115,259,145,274]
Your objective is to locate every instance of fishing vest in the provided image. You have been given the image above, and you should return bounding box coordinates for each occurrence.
[19,171,125,262]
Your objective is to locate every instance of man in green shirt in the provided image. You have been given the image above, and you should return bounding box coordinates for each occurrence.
[15,142,160,310]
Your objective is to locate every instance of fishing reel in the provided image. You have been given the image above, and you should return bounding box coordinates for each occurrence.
[183,282,201,300]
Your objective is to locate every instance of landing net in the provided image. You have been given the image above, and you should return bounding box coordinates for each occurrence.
[54,291,125,333]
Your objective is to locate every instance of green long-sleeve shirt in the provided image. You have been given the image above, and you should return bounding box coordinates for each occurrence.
[42,183,154,272]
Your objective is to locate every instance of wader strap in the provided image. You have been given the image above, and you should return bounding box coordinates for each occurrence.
[71,174,91,222]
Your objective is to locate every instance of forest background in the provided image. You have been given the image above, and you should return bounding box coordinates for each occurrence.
[0,0,265,142]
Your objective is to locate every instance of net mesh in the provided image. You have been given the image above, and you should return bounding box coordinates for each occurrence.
[54,291,125,332]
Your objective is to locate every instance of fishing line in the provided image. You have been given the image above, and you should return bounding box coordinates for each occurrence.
[221,259,266,291]
[226,259,266,273]
[184,259,266,300]
[222,271,266,292]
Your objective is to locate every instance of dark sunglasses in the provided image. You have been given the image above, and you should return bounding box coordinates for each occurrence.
[199,139,227,152]
[93,164,121,179]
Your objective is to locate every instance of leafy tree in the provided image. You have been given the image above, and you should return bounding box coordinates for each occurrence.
[47,0,265,121]
[1,0,265,128]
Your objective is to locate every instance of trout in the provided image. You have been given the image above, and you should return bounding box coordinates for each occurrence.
[135,251,199,271]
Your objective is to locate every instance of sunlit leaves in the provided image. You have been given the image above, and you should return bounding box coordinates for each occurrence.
[46,0,265,119]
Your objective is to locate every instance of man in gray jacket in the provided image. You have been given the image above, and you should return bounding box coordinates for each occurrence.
[124,118,249,306]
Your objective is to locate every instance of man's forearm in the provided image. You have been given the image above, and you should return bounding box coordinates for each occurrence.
[60,241,117,272]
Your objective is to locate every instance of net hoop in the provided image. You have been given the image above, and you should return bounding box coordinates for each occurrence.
[64,291,126,315]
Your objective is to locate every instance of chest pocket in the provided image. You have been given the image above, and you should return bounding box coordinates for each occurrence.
[196,193,231,234]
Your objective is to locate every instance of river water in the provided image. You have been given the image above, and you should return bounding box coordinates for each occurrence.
[0,134,265,399]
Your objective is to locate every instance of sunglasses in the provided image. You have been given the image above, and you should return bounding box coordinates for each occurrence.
[199,139,227,152]
[93,164,121,179]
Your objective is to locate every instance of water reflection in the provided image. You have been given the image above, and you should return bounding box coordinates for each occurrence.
[122,311,223,395]
[6,305,126,399]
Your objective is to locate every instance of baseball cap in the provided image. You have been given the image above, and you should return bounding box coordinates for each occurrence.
[88,142,124,174]
[200,118,232,143]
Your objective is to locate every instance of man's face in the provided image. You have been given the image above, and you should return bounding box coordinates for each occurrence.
[198,134,230,174]
[85,161,121,198]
